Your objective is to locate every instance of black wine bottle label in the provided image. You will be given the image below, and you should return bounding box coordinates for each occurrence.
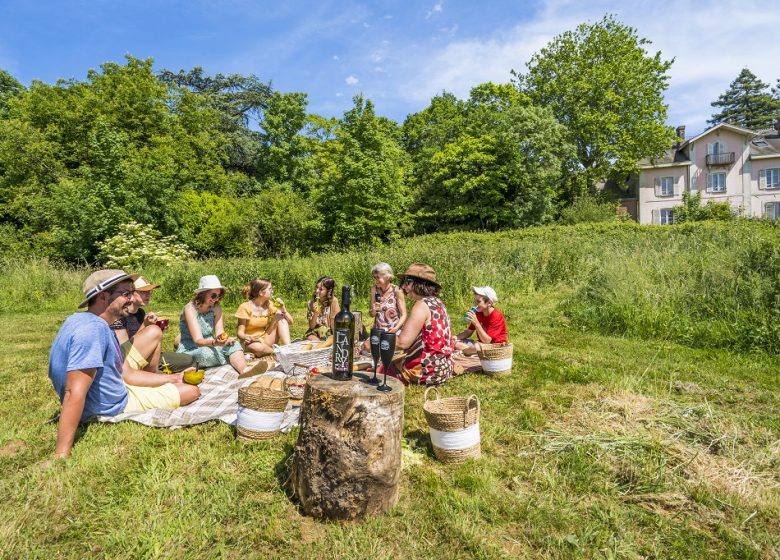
[332,285,354,380]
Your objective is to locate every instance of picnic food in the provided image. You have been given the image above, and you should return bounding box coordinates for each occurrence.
[217,332,228,341]
[314,337,333,349]
[183,369,205,385]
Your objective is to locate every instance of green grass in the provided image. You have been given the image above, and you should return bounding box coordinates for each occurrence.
[2,279,779,558]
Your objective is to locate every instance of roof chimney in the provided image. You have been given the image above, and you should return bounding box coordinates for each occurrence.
[675,125,686,142]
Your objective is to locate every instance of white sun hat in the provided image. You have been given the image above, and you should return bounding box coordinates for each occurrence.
[194,275,226,294]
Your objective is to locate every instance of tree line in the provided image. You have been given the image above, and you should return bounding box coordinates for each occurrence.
[2,15,772,265]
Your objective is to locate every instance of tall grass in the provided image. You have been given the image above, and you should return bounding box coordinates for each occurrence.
[3,221,779,353]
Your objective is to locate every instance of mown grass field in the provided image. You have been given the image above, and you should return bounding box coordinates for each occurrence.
[1,222,779,559]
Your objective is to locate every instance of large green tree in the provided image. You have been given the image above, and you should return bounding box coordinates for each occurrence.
[316,95,410,247]
[518,15,676,194]
[403,83,573,231]
[0,56,245,261]
[709,68,780,129]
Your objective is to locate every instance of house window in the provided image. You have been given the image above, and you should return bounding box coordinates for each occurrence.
[707,172,726,193]
[766,202,780,220]
[659,177,674,197]
[660,208,674,225]
[767,168,780,189]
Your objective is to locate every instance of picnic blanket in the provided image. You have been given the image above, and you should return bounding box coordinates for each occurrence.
[94,365,301,432]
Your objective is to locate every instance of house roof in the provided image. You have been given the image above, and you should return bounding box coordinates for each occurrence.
[637,148,690,168]
[679,122,755,148]
[638,123,780,169]
[750,133,780,159]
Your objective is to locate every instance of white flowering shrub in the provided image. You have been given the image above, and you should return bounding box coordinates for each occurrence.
[97,221,193,269]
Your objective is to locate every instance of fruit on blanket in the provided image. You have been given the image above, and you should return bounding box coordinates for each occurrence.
[184,369,205,385]
[217,332,228,341]
[301,343,313,351]
[314,336,333,349]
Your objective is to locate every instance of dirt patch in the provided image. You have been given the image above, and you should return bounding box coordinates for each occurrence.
[0,439,26,457]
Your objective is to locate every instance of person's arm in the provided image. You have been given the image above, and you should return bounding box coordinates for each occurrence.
[307,300,318,329]
[395,300,430,350]
[237,319,253,343]
[471,314,492,344]
[455,328,473,341]
[183,304,210,346]
[54,368,95,458]
[279,303,293,325]
[389,287,408,333]
[212,305,235,345]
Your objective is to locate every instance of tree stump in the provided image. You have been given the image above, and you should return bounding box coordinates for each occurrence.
[290,372,405,520]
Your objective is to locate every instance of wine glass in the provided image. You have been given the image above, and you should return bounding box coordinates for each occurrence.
[377,330,396,392]
[366,327,383,385]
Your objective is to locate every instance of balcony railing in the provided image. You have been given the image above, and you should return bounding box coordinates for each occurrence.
[706,152,735,166]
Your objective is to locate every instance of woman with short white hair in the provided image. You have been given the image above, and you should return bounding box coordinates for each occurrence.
[369,262,407,334]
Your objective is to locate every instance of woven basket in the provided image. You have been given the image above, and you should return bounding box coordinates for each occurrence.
[274,340,331,374]
[476,342,513,375]
[236,377,289,442]
[423,387,481,463]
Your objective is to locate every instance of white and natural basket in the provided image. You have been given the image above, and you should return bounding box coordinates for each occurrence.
[274,340,332,374]
[423,387,481,463]
[476,343,513,375]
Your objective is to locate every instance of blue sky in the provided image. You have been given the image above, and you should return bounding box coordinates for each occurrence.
[1,0,779,136]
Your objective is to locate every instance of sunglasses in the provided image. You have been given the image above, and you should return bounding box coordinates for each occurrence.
[208,292,223,300]
[111,288,136,299]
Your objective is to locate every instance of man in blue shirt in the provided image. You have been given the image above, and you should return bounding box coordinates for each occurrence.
[49,269,200,459]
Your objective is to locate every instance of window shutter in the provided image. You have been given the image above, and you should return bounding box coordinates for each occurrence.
[654,177,661,197]
[673,176,681,196]
[706,173,712,193]
[651,209,659,225]
[707,143,714,155]
[759,169,766,190]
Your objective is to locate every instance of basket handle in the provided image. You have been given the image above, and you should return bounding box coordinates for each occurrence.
[466,394,480,420]
[424,386,440,402]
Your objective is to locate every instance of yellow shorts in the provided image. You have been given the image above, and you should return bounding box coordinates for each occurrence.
[120,340,149,370]
[123,383,181,413]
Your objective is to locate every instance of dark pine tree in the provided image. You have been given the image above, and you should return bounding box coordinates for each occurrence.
[708,68,780,130]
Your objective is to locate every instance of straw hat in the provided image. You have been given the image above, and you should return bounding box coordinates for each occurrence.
[194,275,226,294]
[79,269,140,309]
[134,276,160,292]
[398,262,441,288]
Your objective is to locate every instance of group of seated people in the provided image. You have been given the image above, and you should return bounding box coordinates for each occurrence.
[48,262,508,458]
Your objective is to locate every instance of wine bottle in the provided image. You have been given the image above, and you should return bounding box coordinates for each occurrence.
[332,285,355,380]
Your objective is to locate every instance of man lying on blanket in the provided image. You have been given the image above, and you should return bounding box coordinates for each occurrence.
[48,269,201,459]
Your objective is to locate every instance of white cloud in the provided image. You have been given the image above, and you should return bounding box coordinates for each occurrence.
[345,75,359,86]
[333,55,340,61]
[396,0,780,132]
[425,1,444,19]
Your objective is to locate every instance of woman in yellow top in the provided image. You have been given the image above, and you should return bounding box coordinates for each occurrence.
[235,278,293,357]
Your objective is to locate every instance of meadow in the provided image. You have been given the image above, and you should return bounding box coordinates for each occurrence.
[0,221,778,558]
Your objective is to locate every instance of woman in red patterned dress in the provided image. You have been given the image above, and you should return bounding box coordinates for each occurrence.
[385,263,454,385]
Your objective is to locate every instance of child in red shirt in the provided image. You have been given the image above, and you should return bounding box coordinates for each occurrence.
[455,286,508,355]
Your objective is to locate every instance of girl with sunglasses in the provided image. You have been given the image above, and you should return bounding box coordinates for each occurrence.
[177,275,247,374]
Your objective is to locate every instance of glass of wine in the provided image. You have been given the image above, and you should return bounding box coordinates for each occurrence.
[377,330,396,392]
[366,327,383,385]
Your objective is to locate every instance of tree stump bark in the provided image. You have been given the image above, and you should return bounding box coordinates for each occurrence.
[290,372,405,520]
